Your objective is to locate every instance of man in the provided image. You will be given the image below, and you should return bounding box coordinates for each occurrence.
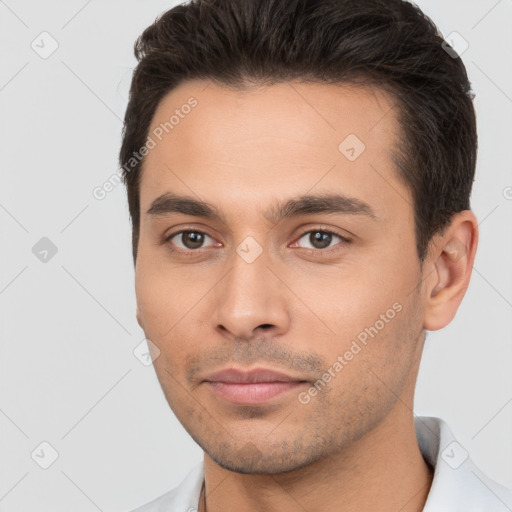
[119,0,512,510]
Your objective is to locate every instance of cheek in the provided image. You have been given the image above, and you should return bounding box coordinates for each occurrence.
[135,255,182,339]
[295,261,419,378]
[315,297,421,415]
[286,262,405,340]
[134,258,213,364]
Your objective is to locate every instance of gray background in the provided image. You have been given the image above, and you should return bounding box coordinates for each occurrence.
[0,0,511,510]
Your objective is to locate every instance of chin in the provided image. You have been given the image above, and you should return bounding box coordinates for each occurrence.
[204,440,324,475]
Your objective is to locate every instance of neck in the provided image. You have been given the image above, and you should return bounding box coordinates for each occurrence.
[201,406,433,512]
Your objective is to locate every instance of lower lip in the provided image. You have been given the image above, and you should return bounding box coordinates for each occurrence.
[205,381,305,405]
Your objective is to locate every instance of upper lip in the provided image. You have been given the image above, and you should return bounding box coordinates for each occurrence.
[203,367,307,384]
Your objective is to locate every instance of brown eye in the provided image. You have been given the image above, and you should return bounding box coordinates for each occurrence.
[167,230,214,251]
[307,231,334,249]
[295,229,348,251]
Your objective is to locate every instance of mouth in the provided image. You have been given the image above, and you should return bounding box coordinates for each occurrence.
[202,367,309,405]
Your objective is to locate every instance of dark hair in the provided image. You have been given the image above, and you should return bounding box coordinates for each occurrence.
[119,0,477,263]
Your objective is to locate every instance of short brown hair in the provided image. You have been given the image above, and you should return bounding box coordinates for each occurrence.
[119,0,477,263]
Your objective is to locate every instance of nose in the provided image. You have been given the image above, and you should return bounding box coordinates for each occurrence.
[212,248,291,341]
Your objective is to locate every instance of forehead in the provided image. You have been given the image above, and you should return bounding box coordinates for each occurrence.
[145,78,398,157]
[139,79,408,222]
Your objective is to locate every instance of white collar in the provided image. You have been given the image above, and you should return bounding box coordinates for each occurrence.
[415,416,512,511]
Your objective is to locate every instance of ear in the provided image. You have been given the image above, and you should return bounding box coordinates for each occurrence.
[136,306,145,330]
[423,210,478,331]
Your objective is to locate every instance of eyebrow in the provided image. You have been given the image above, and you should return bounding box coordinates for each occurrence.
[146,192,378,224]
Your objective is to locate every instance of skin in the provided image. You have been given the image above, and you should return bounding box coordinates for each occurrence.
[134,79,478,512]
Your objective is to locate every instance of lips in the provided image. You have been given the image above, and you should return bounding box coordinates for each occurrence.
[203,367,308,405]
[204,367,306,384]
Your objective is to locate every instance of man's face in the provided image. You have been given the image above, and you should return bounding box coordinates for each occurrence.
[135,80,426,473]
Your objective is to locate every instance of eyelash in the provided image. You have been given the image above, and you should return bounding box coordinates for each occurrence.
[163,226,351,256]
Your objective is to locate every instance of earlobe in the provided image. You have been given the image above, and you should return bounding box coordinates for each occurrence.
[423,211,478,331]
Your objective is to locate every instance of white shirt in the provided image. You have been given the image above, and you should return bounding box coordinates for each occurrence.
[129,416,512,511]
